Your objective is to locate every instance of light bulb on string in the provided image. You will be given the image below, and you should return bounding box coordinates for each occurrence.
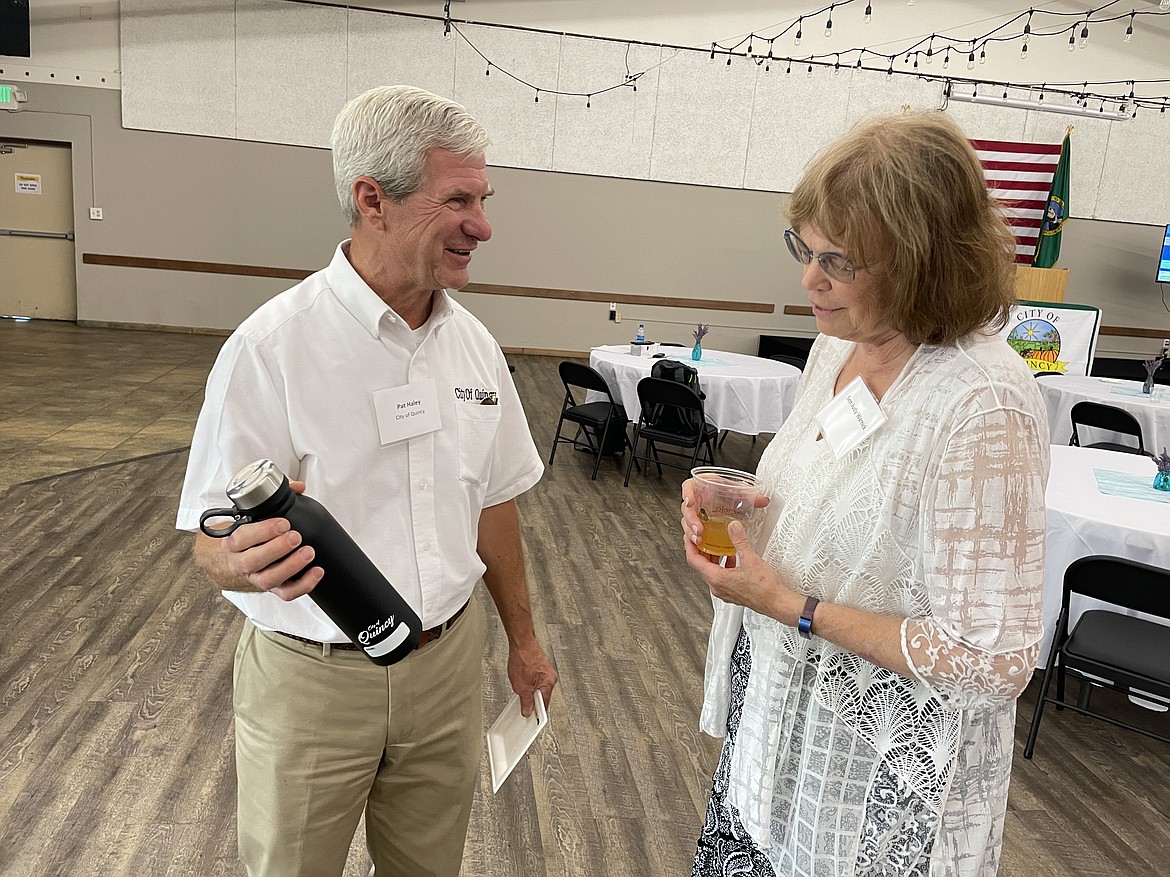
[913,55,919,70]
[1079,23,1089,49]
[1023,10,1032,44]
[979,48,986,64]
[1124,14,1134,43]
[855,56,863,68]
[795,18,802,46]
[943,49,950,69]
[834,57,841,76]
[967,52,975,70]
[1038,84,1045,103]
[864,3,872,23]
[485,62,491,76]
[586,95,591,109]
[807,63,814,77]
[1068,33,1076,52]
[925,40,933,64]
[1020,42,1028,60]
[534,90,539,103]
[825,6,834,38]
[786,61,792,75]
[726,54,732,66]
[710,44,715,60]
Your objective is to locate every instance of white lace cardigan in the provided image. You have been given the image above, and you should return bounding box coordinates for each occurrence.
[700,331,1050,876]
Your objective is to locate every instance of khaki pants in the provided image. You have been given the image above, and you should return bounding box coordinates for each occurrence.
[232,597,486,877]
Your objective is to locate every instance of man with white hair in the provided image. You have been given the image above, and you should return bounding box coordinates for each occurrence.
[177,85,557,877]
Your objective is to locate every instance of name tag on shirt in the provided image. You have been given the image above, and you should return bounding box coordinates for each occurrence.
[814,375,887,460]
[372,380,443,446]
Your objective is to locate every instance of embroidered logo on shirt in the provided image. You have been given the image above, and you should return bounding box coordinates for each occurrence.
[454,387,498,405]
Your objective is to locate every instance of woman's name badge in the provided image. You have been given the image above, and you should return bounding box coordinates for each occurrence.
[373,380,442,446]
[814,375,887,460]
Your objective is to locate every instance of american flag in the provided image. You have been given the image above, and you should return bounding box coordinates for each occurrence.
[971,139,1063,264]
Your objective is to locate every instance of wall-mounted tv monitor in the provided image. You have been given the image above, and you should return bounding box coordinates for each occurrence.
[1159,224,1170,283]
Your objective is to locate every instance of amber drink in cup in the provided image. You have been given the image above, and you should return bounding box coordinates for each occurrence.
[690,466,761,557]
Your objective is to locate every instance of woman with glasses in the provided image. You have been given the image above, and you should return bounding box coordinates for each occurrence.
[681,111,1048,877]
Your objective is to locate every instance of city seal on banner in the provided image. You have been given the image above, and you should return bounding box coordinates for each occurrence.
[1007,312,1068,374]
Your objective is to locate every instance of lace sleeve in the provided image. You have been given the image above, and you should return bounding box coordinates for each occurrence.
[901,401,1049,709]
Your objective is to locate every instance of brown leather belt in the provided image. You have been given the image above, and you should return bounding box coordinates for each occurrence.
[276,600,469,653]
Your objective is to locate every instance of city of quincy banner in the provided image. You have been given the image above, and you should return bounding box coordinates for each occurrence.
[999,300,1101,377]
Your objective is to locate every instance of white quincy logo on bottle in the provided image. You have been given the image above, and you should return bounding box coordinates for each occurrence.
[362,617,413,658]
[359,616,396,644]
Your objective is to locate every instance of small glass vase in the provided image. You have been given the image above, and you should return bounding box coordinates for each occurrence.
[1154,471,1170,492]
[1143,375,1155,395]
[691,340,702,362]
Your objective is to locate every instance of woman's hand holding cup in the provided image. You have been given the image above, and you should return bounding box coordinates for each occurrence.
[681,467,770,568]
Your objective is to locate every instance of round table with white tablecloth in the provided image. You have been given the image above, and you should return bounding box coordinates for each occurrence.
[1039,444,1170,666]
[1037,374,1170,451]
[587,345,801,435]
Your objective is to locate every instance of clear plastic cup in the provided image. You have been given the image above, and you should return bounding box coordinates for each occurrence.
[689,466,761,557]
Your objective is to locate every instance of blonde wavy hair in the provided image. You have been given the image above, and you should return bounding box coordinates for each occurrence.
[785,110,1017,345]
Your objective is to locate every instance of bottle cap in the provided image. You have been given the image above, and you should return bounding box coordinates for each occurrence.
[226,459,286,510]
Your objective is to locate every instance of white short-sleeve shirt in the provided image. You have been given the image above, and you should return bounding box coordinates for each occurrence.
[176,242,543,641]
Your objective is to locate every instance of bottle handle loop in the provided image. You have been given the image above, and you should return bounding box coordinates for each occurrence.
[199,506,249,537]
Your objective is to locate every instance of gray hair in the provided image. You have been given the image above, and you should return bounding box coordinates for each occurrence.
[330,85,490,225]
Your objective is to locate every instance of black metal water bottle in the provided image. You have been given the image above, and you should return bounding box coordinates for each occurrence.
[199,459,422,665]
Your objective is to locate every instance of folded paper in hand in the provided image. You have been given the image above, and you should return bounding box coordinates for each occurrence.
[487,693,548,793]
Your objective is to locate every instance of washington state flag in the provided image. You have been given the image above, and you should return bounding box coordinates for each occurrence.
[1032,133,1070,268]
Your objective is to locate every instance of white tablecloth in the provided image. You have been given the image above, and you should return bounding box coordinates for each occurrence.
[1040,444,1170,666]
[1038,374,1170,451]
[587,345,801,435]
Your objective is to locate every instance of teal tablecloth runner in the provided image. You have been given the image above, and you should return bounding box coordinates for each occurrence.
[689,357,733,368]
[1093,468,1170,503]
[1110,385,1166,402]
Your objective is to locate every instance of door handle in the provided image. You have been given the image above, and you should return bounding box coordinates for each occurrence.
[0,228,75,241]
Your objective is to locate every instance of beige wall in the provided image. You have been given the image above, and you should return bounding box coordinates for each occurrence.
[1,82,1166,357]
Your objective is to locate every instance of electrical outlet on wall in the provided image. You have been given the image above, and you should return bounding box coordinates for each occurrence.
[614,312,622,323]
[89,207,103,220]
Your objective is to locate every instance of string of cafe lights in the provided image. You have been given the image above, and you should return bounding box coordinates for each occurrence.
[278,0,1170,115]
[708,0,1170,115]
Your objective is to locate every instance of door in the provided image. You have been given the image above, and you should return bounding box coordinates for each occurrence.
[0,140,77,320]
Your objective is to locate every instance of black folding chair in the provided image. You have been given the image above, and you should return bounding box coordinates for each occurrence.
[1069,401,1147,455]
[1024,555,1170,758]
[624,377,718,486]
[768,353,806,371]
[548,361,632,481]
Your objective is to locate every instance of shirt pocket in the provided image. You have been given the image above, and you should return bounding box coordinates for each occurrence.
[455,404,502,486]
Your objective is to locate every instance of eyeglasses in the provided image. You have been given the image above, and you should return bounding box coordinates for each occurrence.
[784,229,857,283]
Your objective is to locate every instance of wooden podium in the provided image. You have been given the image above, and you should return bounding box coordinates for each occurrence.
[1015,265,1068,303]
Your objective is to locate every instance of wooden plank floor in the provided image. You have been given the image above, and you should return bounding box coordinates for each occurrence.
[0,320,1167,876]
